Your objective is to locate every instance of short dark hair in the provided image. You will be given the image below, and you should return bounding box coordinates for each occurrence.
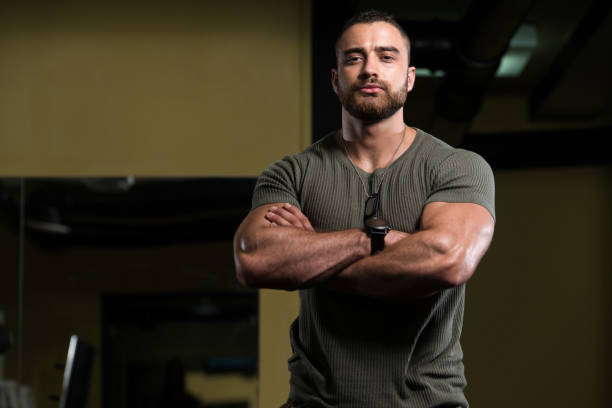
[335,10,411,65]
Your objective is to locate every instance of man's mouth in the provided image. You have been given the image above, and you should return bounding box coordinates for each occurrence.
[357,84,384,94]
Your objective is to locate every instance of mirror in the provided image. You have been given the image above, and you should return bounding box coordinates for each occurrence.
[0,177,258,408]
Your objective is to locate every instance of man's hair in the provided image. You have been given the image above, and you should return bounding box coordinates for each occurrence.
[335,10,411,65]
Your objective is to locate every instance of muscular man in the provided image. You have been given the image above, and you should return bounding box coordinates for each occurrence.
[234,10,495,408]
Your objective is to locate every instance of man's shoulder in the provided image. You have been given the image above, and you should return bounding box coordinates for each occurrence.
[275,130,339,169]
[413,128,490,168]
[413,128,454,158]
[298,130,339,156]
[259,131,339,176]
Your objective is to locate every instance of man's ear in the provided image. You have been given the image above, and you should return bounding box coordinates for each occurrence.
[331,68,339,95]
[406,66,416,93]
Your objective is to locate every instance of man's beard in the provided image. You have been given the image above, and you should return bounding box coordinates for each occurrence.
[337,77,408,123]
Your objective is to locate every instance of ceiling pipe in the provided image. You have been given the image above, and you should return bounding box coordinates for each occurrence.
[529,0,612,120]
[432,0,535,146]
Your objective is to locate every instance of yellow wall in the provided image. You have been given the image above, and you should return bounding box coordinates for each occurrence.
[259,290,300,407]
[186,371,257,407]
[463,165,611,407]
[0,1,309,407]
[0,1,311,176]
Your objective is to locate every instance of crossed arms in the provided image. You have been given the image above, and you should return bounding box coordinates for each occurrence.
[233,201,494,300]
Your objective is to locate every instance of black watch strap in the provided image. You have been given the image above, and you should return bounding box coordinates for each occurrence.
[365,217,390,255]
[370,232,386,254]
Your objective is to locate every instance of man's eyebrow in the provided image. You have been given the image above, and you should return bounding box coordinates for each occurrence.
[375,46,400,53]
[342,46,401,56]
[343,47,366,56]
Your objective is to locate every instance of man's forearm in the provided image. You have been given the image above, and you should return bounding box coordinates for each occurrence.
[324,229,463,300]
[234,222,370,290]
[326,201,495,302]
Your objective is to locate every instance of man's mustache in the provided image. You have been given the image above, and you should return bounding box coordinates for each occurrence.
[351,80,388,92]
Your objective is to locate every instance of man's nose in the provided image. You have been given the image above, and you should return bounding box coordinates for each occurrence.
[358,56,379,80]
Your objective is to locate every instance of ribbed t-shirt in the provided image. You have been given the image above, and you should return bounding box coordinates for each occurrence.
[251,128,495,408]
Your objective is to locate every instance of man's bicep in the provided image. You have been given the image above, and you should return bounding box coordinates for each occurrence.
[421,202,494,236]
[426,149,496,223]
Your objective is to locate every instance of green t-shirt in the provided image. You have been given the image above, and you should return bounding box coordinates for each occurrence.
[252,128,495,408]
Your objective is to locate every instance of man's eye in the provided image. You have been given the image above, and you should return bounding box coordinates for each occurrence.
[346,56,362,63]
[381,55,395,62]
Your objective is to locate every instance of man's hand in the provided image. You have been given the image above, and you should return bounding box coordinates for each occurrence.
[265,203,314,232]
[233,203,369,290]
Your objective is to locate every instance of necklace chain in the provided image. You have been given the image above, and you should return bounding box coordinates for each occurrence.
[341,125,407,198]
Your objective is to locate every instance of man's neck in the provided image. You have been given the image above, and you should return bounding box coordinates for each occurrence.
[340,108,415,173]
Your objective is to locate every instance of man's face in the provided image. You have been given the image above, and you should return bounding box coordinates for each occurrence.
[332,22,415,123]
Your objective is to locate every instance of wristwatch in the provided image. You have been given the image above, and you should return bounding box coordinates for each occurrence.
[365,217,390,255]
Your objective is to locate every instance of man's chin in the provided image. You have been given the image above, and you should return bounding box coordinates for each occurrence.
[351,99,385,111]
[347,110,389,123]
[351,105,386,118]
[339,92,403,122]
[346,102,403,122]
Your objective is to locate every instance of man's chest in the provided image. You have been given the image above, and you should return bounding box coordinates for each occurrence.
[298,164,430,233]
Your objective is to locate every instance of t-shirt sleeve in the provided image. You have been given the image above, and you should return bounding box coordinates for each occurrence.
[426,149,496,221]
[251,155,303,210]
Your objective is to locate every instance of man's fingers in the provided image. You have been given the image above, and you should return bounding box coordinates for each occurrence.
[275,206,301,225]
[267,205,300,227]
[304,216,314,231]
[266,206,304,229]
[265,209,293,227]
[281,203,314,231]
[265,203,314,231]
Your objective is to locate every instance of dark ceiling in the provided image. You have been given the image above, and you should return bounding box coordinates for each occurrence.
[312,0,612,169]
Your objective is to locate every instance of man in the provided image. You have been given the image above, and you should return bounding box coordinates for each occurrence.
[233,10,495,408]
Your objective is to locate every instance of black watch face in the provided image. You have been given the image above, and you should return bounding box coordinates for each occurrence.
[366,217,390,231]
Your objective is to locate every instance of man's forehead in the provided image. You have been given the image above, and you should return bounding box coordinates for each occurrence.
[338,22,407,53]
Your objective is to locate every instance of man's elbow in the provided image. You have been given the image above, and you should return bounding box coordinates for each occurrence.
[441,257,475,288]
[233,227,268,288]
[235,265,254,289]
[443,223,494,287]
[234,250,299,290]
[234,251,265,289]
[422,215,494,290]
[439,242,490,288]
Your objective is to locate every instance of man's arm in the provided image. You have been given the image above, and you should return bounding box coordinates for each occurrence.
[325,202,494,300]
[267,201,494,300]
[233,203,370,290]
